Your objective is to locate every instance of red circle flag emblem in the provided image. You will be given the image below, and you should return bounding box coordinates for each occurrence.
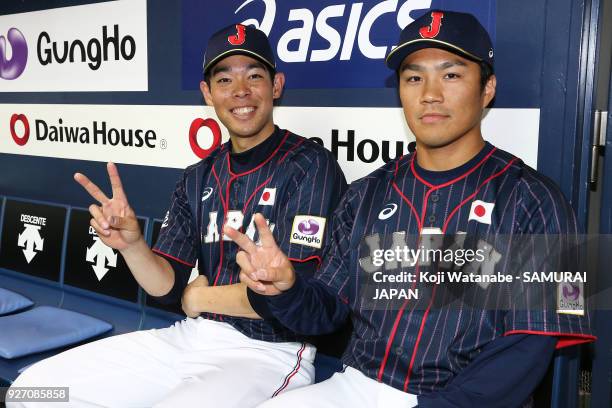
[474,205,486,217]
[10,113,29,146]
[468,200,495,225]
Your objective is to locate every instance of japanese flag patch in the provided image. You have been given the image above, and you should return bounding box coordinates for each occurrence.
[290,215,326,249]
[468,200,495,225]
[258,188,276,206]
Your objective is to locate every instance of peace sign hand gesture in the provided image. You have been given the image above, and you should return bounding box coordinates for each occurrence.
[74,162,142,251]
[224,213,296,296]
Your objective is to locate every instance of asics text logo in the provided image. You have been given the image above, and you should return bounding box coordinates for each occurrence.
[0,28,28,80]
[236,0,433,63]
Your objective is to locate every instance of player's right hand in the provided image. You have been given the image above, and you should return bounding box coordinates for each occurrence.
[225,213,295,296]
[74,162,142,251]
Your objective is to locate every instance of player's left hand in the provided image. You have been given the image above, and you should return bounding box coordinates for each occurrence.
[225,213,295,295]
[181,275,209,318]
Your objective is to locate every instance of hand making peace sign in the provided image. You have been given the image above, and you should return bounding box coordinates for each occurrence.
[74,162,142,251]
[224,213,296,296]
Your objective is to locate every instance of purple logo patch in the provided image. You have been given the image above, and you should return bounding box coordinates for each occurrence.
[298,219,319,236]
[0,28,28,80]
[562,284,580,301]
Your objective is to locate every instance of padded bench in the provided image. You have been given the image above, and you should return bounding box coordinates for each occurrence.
[0,197,345,386]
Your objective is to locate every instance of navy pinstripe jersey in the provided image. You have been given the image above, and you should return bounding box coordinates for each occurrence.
[268,141,595,394]
[153,128,347,342]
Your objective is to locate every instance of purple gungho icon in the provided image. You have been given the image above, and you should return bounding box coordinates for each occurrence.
[297,219,319,236]
[0,28,28,80]
[562,284,580,301]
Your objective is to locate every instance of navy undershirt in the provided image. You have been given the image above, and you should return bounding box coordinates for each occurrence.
[412,141,495,185]
[228,125,284,173]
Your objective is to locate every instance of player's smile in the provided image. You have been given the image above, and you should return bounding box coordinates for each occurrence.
[201,54,285,152]
[230,105,257,120]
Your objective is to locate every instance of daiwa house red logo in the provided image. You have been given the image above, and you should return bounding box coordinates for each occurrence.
[10,113,30,146]
[189,117,222,159]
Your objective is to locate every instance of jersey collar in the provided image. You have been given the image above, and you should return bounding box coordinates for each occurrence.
[411,141,496,187]
[227,125,285,175]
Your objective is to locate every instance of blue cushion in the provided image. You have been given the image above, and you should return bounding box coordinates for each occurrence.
[0,306,113,359]
[0,288,34,316]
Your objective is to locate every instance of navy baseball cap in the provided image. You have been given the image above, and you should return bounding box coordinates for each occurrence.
[203,23,276,76]
[386,10,494,71]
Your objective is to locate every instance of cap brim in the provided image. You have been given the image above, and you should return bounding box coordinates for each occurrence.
[386,39,483,71]
[204,49,276,75]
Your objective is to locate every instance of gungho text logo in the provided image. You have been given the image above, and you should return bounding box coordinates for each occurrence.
[189,118,222,159]
[0,28,28,80]
[38,25,135,71]
[290,215,326,249]
[9,114,165,150]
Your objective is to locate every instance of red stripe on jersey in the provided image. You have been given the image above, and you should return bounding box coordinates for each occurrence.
[272,343,306,397]
[442,157,518,232]
[404,285,438,391]
[227,130,290,177]
[378,299,410,382]
[504,330,596,349]
[243,176,273,214]
[393,181,422,231]
[211,164,229,288]
[411,147,497,189]
[378,260,422,381]
[393,156,406,177]
[288,255,322,266]
[211,164,227,211]
[152,249,195,267]
[278,136,305,163]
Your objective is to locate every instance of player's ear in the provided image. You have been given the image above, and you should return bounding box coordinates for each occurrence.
[200,80,214,106]
[482,74,496,108]
[272,72,285,100]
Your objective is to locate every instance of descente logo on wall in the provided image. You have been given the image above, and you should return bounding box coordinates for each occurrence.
[37,25,135,71]
[9,113,161,149]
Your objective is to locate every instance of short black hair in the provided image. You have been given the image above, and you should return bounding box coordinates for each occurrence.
[203,61,276,89]
[479,61,494,91]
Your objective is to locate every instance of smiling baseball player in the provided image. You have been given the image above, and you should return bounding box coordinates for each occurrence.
[226,10,596,408]
[9,24,347,407]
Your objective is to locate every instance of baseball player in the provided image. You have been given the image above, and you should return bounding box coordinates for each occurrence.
[9,24,347,407]
[226,10,596,407]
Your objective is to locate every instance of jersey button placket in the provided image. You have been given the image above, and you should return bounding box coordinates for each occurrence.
[231,180,241,208]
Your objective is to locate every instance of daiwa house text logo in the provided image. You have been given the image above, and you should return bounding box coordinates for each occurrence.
[0,28,28,80]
